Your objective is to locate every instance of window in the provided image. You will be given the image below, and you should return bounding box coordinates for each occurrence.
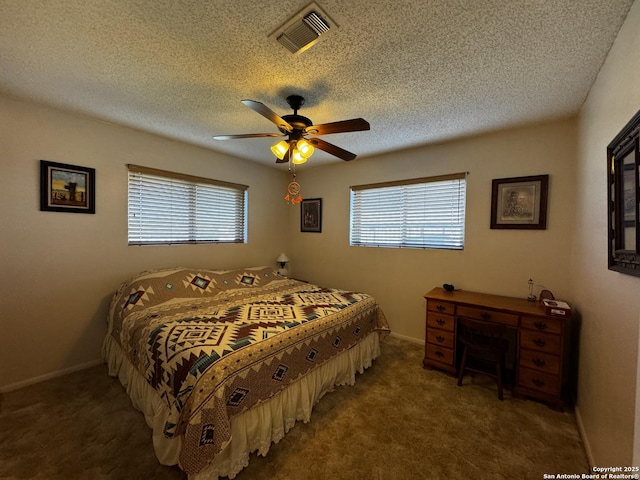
[350,173,466,250]
[127,164,247,245]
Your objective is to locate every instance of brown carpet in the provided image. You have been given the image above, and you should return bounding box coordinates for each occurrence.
[0,336,589,480]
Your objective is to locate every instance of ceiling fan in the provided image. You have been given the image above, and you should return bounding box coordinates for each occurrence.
[213,95,370,163]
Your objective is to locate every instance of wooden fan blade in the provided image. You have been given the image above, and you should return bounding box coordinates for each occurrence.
[308,138,358,161]
[213,133,284,140]
[305,118,370,136]
[241,99,293,132]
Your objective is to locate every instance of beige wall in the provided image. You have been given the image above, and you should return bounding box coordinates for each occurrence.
[573,0,640,466]
[287,119,577,343]
[0,93,290,390]
[1,2,638,465]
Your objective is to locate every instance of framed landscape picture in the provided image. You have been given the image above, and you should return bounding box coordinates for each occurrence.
[40,160,95,214]
[490,175,548,229]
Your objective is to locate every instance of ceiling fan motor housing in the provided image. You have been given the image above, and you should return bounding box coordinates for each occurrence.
[286,94,305,111]
[280,95,312,134]
[281,114,312,135]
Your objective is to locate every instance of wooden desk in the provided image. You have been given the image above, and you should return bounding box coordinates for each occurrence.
[423,287,570,409]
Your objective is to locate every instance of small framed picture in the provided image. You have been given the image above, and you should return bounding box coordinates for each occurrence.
[490,175,548,229]
[40,160,95,214]
[300,198,322,233]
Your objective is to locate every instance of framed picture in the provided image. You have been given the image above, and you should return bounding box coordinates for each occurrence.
[300,198,322,233]
[40,160,95,214]
[490,174,548,229]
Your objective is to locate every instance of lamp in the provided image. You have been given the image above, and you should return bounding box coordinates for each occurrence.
[527,278,536,302]
[276,253,290,277]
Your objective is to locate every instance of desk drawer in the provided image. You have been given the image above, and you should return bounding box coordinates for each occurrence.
[521,316,562,335]
[457,306,518,327]
[519,348,560,375]
[427,312,455,332]
[427,300,455,315]
[518,367,560,396]
[425,343,454,366]
[426,329,455,348]
[520,330,561,354]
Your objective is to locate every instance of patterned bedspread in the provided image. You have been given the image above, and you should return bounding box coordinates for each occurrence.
[107,266,389,475]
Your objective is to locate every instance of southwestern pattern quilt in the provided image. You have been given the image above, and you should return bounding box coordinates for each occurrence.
[107,266,389,475]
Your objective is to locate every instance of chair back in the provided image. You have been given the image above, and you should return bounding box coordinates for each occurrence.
[457,316,506,350]
[456,316,509,400]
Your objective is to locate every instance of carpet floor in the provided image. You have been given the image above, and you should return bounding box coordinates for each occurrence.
[0,336,589,479]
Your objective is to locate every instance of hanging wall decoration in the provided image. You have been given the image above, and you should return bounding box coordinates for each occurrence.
[490,175,548,229]
[301,198,322,233]
[607,109,640,276]
[285,174,302,204]
[40,160,96,214]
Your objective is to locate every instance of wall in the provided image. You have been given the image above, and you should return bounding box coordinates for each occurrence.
[0,93,290,391]
[2,2,638,462]
[287,119,577,344]
[573,0,640,466]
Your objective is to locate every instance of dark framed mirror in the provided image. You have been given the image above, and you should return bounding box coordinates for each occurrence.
[608,110,640,276]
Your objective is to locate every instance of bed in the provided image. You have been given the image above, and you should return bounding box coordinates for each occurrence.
[103,266,389,479]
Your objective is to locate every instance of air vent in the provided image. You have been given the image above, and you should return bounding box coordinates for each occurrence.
[270,2,336,54]
[303,12,330,35]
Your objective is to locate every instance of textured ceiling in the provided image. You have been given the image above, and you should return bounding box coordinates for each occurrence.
[0,0,634,168]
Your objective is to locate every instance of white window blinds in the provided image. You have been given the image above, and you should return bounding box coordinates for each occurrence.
[127,165,248,245]
[350,173,466,250]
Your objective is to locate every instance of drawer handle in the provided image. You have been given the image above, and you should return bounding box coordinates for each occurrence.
[533,338,546,347]
[534,321,548,331]
[480,312,491,320]
[436,305,445,312]
[436,319,445,326]
[435,351,444,358]
[532,358,546,367]
[532,378,545,387]
[436,335,445,343]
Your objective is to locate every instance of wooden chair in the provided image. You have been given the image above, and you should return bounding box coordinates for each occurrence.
[456,317,509,400]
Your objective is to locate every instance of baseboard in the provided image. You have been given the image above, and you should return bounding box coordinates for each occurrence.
[574,404,595,468]
[0,359,104,394]
[389,331,425,345]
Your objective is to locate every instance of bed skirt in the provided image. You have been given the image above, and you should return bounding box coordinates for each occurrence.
[103,330,382,479]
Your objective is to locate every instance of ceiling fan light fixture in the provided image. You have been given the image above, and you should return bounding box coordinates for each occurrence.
[271,140,289,159]
[291,148,308,164]
[296,138,314,158]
